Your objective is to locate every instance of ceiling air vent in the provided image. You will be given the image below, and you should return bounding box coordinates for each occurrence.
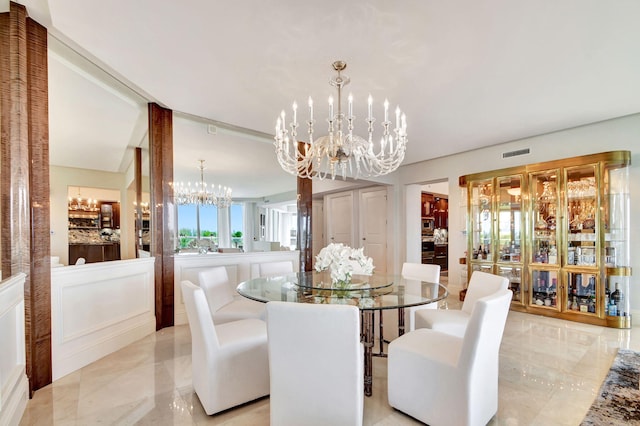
[502,148,530,159]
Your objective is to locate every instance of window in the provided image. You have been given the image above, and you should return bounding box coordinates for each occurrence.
[230,203,244,249]
[177,204,218,249]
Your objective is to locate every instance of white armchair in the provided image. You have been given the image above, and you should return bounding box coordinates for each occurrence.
[198,266,265,324]
[180,280,270,415]
[401,262,441,331]
[258,260,294,277]
[266,301,364,426]
[388,289,513,426]
[414,270,509,337]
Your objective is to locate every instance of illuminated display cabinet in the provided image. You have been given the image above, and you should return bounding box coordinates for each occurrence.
[460,151,631,328]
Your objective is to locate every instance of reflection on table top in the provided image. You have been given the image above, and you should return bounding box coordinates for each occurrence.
[236,271,448,311]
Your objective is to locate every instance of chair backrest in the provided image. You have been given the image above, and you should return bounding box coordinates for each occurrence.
[401,262,440,283]
[461,271,509,314]
[198,266,235,313]
[181,280,220,354]
[456,288,512,422]
[266,301,363,425]
[258,260,294,277]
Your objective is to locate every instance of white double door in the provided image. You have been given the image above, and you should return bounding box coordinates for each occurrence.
[324,188,387,274]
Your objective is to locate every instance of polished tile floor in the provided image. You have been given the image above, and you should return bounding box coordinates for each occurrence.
[20,279,640,425]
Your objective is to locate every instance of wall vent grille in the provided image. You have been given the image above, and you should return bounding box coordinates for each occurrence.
[502,148,530,158]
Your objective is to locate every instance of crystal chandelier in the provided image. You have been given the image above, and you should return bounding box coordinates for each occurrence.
[274,60,407,180]
[172,160,232,208]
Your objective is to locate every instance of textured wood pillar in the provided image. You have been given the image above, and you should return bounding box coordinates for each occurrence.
[297,142,313,271]
[26,14,52,393]
[134,147,143,255]
[0,13,8,275]
[0,2,52,393]
[148,103,175,329]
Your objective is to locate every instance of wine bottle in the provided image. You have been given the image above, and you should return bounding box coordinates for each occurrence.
[611,283,624,316]
[605,286,611,315]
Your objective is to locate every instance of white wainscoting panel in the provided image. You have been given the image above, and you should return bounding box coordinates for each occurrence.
[174,251,299,325]
[51,258,156,381]
[0,273,28,426]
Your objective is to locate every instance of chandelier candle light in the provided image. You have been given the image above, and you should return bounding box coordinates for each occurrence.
[172,160,232,208]
[274,61,408,180]
[171,160,232,244]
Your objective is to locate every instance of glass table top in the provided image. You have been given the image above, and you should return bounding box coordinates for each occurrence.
[236,271,448,311]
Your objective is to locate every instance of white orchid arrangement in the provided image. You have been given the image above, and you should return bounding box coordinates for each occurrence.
[314,243,375,285]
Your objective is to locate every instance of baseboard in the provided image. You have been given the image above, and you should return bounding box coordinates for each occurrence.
[0,368,28,426]
[53,317,156,381]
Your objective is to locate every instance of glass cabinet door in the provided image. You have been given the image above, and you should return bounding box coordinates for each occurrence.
[565,165,598,268]
[603,162,631,324]
[496,175,523,264]
[530,171,560,266]
[531,269,559,309]
[470,179,493,262]
[567,272,598,314]
[499,265,522,303]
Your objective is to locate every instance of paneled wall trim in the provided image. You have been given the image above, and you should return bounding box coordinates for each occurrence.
[0,273,28,426]
[51,258,156,381]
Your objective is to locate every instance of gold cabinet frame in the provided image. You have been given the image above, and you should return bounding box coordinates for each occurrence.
[460,151,631,328]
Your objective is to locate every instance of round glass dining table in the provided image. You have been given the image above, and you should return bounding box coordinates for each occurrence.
[237,270,448,396]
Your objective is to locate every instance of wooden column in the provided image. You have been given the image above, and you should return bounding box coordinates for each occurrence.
[0,2,52,393]
[148,103,175,329]
[134,147,143,255]
[296,141,313,271]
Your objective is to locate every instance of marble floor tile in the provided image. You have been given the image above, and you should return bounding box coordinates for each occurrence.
[19,280,640,426]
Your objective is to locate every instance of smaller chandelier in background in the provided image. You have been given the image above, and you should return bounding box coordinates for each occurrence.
[171,160,232,208]
[274,60,407,180]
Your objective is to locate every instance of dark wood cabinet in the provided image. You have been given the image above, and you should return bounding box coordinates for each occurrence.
[69,243,120,265]
[435,244,448,271]
[421,192,448,229]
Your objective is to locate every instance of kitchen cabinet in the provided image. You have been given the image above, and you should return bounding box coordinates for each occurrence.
[421,193,448,229]
[68,199,121,264]
[460,151,631,328]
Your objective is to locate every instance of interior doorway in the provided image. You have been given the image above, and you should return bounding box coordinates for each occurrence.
[420,181,449,277]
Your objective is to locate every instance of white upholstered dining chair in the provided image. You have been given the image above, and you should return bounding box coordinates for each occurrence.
[266,301,364,426]
[198,266,265,324]
[388,288,513,426]
[414,270,509,337]
[180,280,270,415]
[258,260,294,277]
[401,262,441,331]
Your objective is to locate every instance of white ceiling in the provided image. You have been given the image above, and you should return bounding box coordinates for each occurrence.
[10,0,640,198]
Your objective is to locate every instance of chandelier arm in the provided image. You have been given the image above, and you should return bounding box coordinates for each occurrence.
[274,60,407,180]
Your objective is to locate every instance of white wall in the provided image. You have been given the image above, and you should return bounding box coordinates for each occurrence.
[51,258,156,380]
[397,113,640,314]
[0,273,28,426]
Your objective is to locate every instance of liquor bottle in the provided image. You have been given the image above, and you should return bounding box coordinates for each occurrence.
[611,283,624,316]
[605,286,611,315]
[588,296,596,313]
[571,297,579,311]
[548,244,557,264]
[481,246,487,260]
